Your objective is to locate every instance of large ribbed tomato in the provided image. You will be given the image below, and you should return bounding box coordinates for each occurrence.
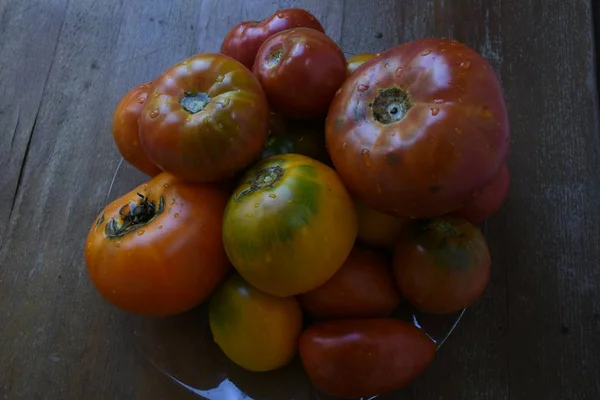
[139,53,269,183]
[326,38,510,218]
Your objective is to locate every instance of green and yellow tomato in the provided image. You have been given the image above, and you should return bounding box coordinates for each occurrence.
[209,274,303,372]
[222,153,358,297]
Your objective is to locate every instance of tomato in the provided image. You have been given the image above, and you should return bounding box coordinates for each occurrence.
[253,28,347,119]
[299,318,436,398]
[451,162,510,223]
[298,246,401,319]
[222,153,357,297]
[111,81,162,176]
[346,52,378,76]
[326,38,510,218]
[138,53,269,183]
[261,113,330,164]
[220,8,325,70]
[208,274,303,372]
[355,197,409,248]
[393,216,491,314]
[84,173,230,316]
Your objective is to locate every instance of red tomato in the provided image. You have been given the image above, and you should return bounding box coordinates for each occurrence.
[299,318,436,398]
[393,216,491,314]
[355,198,409,248]
[139,53,269,183]
[298,246,401,320]
[451,162,510,223]
[346,52,378,76]
[220,8,325,70]
[85,173,230,316]
[253,28,347,119]
[326,38,510,218]
[111,81,162,176]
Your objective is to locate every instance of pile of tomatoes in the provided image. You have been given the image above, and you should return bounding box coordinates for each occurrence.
[84,7,510,399]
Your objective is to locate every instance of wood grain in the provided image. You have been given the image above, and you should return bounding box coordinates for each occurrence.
[0,0,599,399]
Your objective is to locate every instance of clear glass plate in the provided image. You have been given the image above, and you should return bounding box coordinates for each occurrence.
[107,159,466,400]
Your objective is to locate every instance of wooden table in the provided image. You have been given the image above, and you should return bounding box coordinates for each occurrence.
[1,0,599,399]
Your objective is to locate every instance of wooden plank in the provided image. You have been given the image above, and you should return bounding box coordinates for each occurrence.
[0,0,203,398]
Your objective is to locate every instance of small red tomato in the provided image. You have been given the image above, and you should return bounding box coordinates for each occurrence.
[393,216,491,314]
[355,198,409,248]
[139,53,269,183]
[298,246,401,320]
[112,81,162,176]
[346,52,378,76]
[253,28,347,119]
[451,162,510,223]
[299,318,436,399]
[220,8,325,70]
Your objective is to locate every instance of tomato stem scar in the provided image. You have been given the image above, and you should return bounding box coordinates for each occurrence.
[266,47,284,68]
[371,87,413,124]
[234,166,285,201]
[105,193,164,238]
[181,91,211,114]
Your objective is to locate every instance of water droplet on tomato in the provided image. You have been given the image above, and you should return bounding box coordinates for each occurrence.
[137,230,145,236]
[137,97,145,104]
[277,13,285,18]
[185,116,191,122]
[174,213,180,218]
[305,44,311,50]
[361,149,371,167]
[219,98,230,108]
[460,60,471,69]
[384,62,390,68]
[431,108,440,116]
[342,141,347,149]
[254,203,259,208]
[115,241,122,248]
[357,84,369,92]
[245,213,253,218]
[395,68,403,77]
[182,61,188,66]
[163,183,169,188]
[150,109,160,118]
[433,99,445,104]
[201,115,210,124]
[269,193,276,198]
[215,75,224,83]
[170,198,176,205]
[158,225,163,230]
[287,200,293,204]
[421,50,431,56]
[455,128,462,135]
[153,92,161,98]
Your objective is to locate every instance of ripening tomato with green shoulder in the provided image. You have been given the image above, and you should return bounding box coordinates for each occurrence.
[84,172,230,316]
[346,52,378,76]
[299,318,436,399]
[138,53,269,183]
[111,81,162,176]
[222,153,358,297]
[208,274,303,372]
[393,216,491,314]
[298,245,401,320]
[326,38,510,218]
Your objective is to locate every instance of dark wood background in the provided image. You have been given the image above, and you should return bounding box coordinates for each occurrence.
[1,0,599,399]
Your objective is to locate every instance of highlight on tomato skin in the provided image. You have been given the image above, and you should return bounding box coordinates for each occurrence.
[298,318,436,399]
[220,8,325,70]
[84,172,231,317]
[393,216,491,314]
[111,81,162,177]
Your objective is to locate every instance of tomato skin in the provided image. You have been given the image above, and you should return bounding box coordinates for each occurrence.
[326,38,510,218]
[84,173,230,316]
[208,274,303,372]
[355,198,409,248]
[346,52,378,76]
[222,153,357,297]
[111,81,162,176]
[299,318,436,398]
[451,162,510,223]
[220,8,325,70]
[139,53,269,183]
[298,246,401,319]
[253,28,347,119]
[393,216,491,314]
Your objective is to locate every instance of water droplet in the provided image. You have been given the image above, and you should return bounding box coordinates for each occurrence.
[357,84,369,92]
[219,98,231,108]
[137,97,145,104]
[163,183,169,188]
[254,203,259,208]
[305,44,310,50]
[384,62,390,68]
[245,213,253,218]
[182,61,188,66]
[158,225,163,230]
[460,60,471,69]
[421,50,431,56]
[115,241,122,248]
[376,184,382,195]
[335,88,342,96]
[137,230,145,236]
[342,141,347,149]
[431,108,440,116]
[277,12,285,18]
[361,149,371,167]
[170,198,176,205]
[153,92,161,98]
[215,75,224,83]
[201,115,210,124]
[433,99,445,104]
[395,68,403,77]
[287,200,293,204]
[455,128,462,135]
[185,116,191,122]
[149,109,160,118]
[269,193,276,198]
[174,213,180,218]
